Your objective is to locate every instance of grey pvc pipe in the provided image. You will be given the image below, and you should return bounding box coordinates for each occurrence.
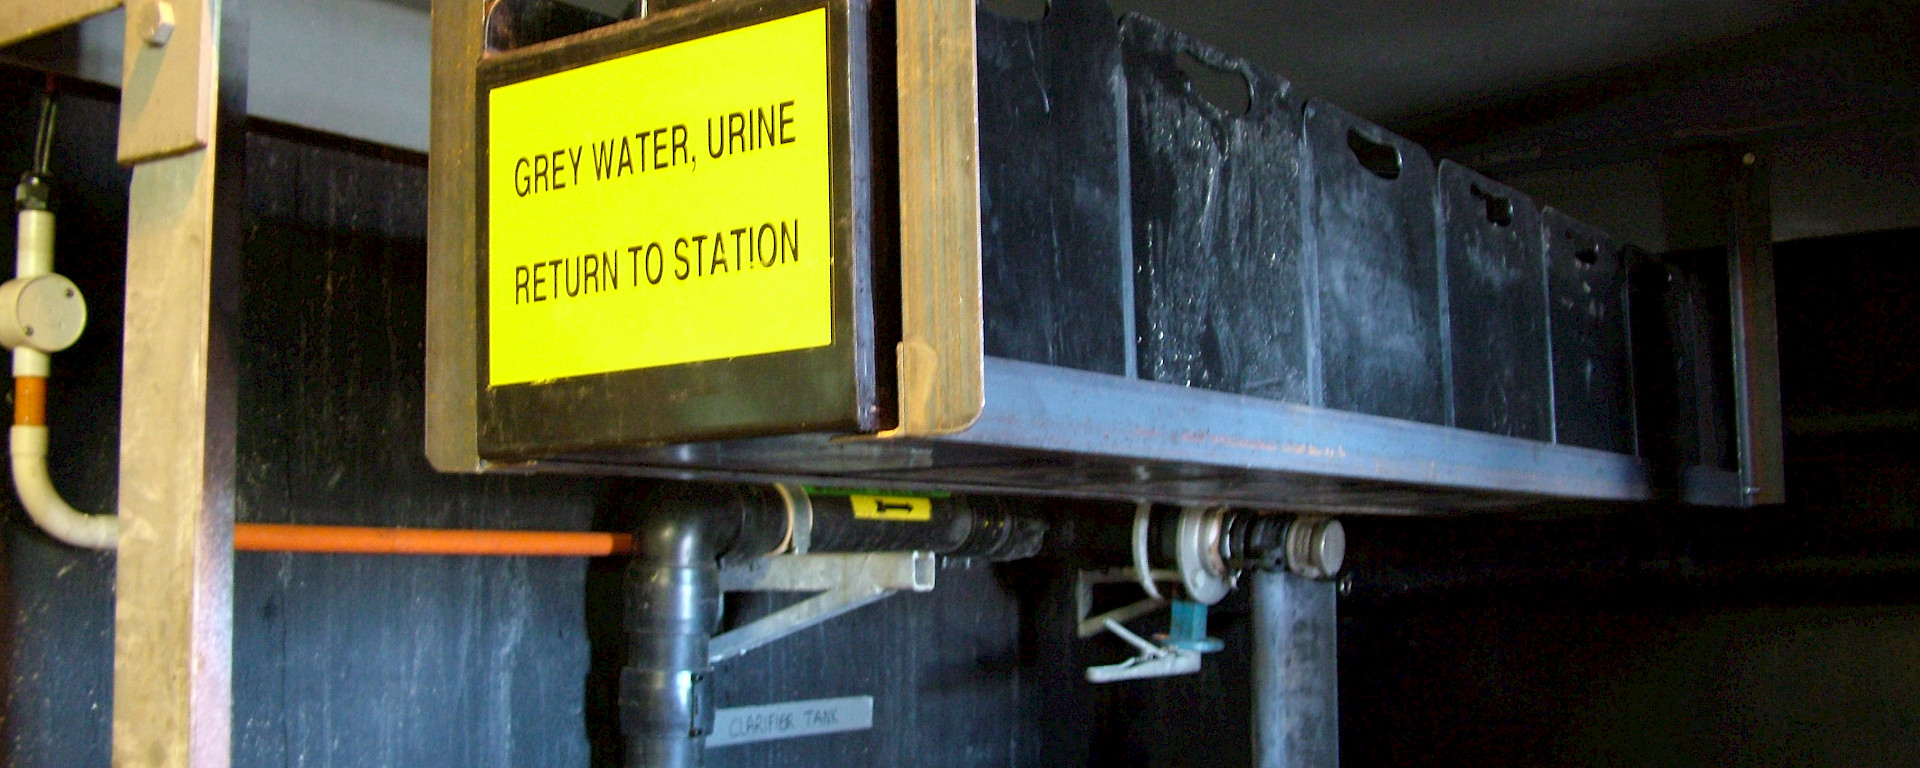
[1252,569,1339,768]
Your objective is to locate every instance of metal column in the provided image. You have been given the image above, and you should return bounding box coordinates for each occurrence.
[1657,144,1786,506]
[1726,149,1785,505]
[1252,570,1339,768]
[111,0,246,766]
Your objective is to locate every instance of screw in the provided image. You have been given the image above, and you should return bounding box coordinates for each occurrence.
[64,288,74,298]
[23,326,33,337]
[1741,152,1756,166]
[139,1,176,47]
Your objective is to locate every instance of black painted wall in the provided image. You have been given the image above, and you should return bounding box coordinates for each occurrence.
[0,70,1128,768]
[6,48,1920,768]
[0,71,608,766]
[2,76,126,768]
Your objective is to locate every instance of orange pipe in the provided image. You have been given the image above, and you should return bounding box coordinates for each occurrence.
[233,523,634,557]
[21,374,627,557]
[14,376,46,426]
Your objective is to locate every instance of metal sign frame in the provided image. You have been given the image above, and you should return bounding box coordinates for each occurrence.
[472,0,885,460]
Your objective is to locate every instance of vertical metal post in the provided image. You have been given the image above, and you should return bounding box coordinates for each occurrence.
[1727,149,1785,505]
[1252,570,1339,768]
[423,0,485,472]
[1658,145,1786,506]
[111,0,245,765]
[888,0,985,438]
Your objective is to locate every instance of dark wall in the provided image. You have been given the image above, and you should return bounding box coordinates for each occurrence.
[2,74,126,768]
[0,70,607,766]
[5,29,1920,768]
[0,70,1075,768]
[1333,229,1920,768]
[231,128,601,767]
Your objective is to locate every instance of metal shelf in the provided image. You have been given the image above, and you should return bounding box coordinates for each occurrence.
[552,357,1649,514]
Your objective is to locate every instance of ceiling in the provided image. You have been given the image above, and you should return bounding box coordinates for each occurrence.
[1101,0,1832,123]
[474,0,1889,128]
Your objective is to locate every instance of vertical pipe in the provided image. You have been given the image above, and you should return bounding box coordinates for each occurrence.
[621,483,789,768]
[623,536,720,768]
[1252,569,1339,768]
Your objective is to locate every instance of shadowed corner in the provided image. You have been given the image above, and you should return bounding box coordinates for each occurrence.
[1,523,11,768]
[584,478,652,768]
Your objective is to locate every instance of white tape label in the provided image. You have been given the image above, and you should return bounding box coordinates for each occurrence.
[707,695,874,748]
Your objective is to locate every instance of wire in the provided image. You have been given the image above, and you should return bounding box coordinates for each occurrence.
[31,94,56,176]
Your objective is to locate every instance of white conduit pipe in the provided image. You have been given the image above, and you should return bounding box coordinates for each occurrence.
[10,192,117,550]
[12,421,117,549]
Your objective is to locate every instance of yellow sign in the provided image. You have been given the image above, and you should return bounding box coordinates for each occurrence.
[850,495,932,522]
[486,9,834,387]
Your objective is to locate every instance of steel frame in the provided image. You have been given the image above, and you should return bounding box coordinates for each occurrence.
[423,0,1651,513]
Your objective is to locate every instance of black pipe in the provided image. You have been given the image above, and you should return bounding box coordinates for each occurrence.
[622,483,785,768]
[804,491,1045,561]
[621,483,1049,768]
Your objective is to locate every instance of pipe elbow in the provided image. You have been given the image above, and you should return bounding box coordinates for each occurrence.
[10,424,116,550]
[630,482,787,566]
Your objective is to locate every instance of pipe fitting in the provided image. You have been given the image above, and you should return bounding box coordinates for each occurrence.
[1283,517,1345,581]
[621,483,786,768]
[10,424,116,549]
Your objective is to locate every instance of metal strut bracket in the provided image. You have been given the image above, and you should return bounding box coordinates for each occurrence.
[708,551,937,664]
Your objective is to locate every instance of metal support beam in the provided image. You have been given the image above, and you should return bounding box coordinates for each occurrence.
[709,552,936,664]
[1252,570,1338,768]
[885,0,985,438]
[1726,149,1785,505]
[423,0,484,472]
[110,0,243,765]
[1658,145,1786,506]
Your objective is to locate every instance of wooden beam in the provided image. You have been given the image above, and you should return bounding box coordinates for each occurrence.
[0,0,120,49]
[110,0,243,765]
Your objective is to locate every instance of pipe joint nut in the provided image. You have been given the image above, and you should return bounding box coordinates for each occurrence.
[1284,517,1345,580]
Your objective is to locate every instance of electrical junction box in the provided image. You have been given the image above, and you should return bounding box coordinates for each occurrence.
[427,0,1657,513]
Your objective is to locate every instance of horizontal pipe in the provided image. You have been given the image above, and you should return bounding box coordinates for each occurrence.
[232,523,633,557]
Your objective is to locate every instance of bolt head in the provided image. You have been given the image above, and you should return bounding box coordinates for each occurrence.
[140,1,176,47]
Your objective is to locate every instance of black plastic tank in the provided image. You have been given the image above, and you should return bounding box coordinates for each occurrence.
[1121,13,1311,403]
[976,0,1134,375]
[1303,100,1445,425]
[1543,207,1637,453]
[1437,160,1550,439]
